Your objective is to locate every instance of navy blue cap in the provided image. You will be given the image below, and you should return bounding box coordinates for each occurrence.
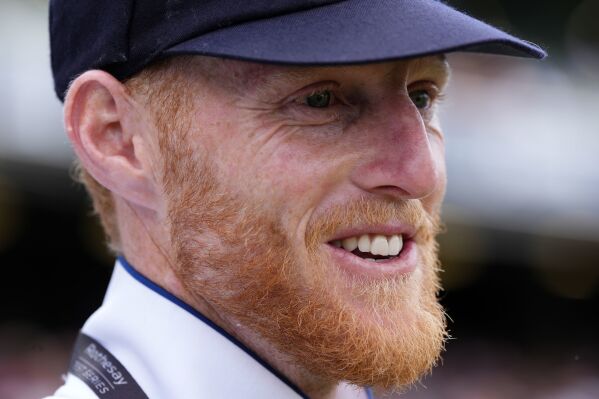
[50,0,546,101]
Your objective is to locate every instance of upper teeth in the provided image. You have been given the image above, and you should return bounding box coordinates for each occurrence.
[333,234,403,257]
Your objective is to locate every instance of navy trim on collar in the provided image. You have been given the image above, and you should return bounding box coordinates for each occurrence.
[118,256,374,399]
[117,256,309,399]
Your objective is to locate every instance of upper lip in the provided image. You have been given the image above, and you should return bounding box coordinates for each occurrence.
[326,223,417,243]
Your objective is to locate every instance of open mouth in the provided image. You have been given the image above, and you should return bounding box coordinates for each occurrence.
[328,234,405,263]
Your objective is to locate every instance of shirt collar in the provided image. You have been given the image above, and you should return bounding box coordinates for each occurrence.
[81,257,307,399]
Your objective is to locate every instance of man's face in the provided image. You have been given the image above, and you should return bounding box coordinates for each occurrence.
[157,56,449,389]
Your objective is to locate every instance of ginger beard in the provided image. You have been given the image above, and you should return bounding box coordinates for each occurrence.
[163,136,446,391]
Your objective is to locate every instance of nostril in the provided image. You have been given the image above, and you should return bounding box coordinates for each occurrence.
[373,185,410,197]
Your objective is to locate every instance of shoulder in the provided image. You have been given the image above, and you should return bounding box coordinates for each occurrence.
[42,374,98,399]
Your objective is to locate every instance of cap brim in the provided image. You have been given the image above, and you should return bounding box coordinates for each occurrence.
[165,0,546,65]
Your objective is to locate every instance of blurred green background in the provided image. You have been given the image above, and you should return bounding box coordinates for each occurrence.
[0,0,597,398]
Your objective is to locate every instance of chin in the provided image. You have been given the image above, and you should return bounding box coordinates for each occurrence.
[288,245,446,389]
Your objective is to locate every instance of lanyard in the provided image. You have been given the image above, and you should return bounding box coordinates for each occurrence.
[68,330,374,399]
[68,332,149,399]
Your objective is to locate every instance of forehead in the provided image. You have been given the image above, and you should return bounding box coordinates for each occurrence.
[188,55,450,92]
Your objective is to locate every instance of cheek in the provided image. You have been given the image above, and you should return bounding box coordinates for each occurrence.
[254,145,340,204]
[233,135,354,233]
[229,117,351,193]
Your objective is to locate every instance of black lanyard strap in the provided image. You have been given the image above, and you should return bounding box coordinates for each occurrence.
[68,332,149,399]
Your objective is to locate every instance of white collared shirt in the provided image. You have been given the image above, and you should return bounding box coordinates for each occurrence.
[45,258,373,399]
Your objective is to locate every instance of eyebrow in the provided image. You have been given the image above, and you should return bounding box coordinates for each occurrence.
[249,54,452,97]
[252,66,320,93]
[406,55,451,88]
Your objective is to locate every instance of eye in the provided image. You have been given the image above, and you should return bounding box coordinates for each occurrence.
[305,90,333,108]
[409,89,432,110]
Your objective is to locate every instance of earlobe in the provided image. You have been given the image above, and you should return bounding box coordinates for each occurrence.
[64,70,160,211]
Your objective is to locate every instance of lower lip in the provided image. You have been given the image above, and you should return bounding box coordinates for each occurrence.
[326,239,418,279]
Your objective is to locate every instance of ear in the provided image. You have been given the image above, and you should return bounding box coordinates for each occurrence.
[64,70,161,211]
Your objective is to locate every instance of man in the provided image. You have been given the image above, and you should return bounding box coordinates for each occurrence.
[46,1,544,398]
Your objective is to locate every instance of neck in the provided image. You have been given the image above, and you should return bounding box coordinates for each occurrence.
[179,290,369,399]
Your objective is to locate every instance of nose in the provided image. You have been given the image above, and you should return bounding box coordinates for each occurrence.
[349,95,442,200]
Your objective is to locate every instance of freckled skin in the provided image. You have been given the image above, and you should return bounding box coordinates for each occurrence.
[176,56,449,239]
